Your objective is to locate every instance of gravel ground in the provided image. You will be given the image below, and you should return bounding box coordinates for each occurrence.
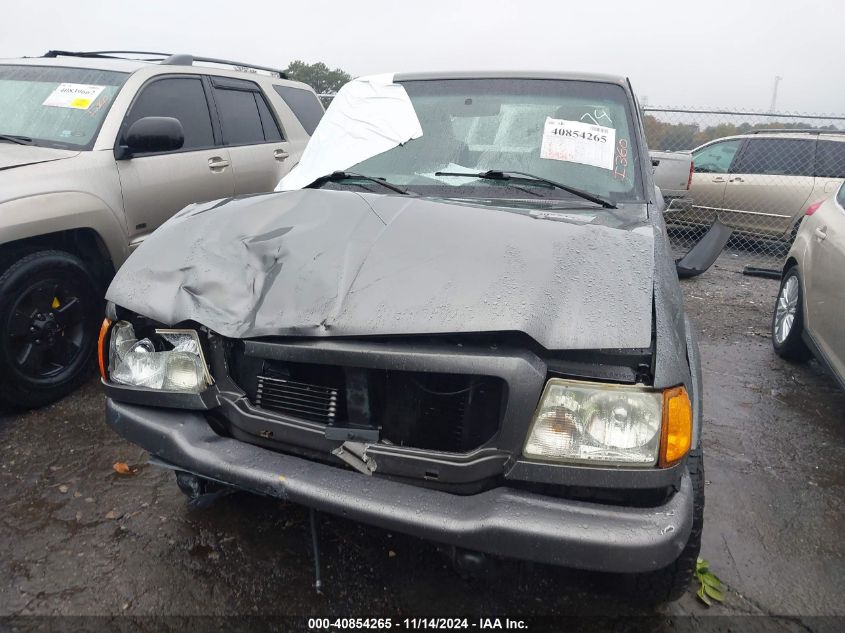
[1,258,843,628]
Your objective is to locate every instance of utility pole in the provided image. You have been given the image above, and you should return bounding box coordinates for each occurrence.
[769,76,782,112]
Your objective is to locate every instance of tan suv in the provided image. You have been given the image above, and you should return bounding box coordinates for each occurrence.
[0,50,323,407]
[666,130,845,240]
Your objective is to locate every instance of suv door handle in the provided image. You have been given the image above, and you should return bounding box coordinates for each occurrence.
[814,226,828,241]
[729,176,744,183]
[711,177,726,183]
[274,149,290,162]
[208,157,230,171]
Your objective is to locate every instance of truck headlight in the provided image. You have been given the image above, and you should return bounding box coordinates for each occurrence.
[523,379,691,467]
[105,321,211,393]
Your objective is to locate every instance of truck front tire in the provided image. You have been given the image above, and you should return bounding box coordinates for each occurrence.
[0,250,101,409]
[625,449,704,604]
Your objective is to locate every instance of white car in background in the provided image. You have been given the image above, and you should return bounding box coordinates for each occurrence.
[772,184,845,391]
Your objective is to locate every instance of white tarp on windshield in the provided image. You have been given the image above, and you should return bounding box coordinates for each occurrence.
[276,73,423,191]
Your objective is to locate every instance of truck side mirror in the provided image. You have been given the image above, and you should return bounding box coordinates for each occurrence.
[118,117,184,158]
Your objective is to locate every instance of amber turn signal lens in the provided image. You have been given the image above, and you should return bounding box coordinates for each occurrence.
[659,386,692,467]
[97,318,112,380]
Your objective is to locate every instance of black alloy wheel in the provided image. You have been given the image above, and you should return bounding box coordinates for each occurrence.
[0,250,100,408]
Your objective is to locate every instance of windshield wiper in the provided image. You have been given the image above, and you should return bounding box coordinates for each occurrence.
[310,171,409,195]
[0,134,34,145]
[434,169,617,209]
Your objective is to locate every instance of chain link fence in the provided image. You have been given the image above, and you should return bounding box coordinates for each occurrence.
[644,107,845,275]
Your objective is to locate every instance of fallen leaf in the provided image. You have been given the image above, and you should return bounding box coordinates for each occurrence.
[105,510,118,519]
[703,583,725,602]
[113,462,131,475]
[58,485,69,494]
[695,558,726,606]
[388,550,397,558]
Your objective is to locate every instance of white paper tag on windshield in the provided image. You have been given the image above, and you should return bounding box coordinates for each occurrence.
[42,83,106,110]
[540,117,616,170]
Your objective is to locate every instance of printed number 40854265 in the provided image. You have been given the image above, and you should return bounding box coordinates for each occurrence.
[552,128,608,143]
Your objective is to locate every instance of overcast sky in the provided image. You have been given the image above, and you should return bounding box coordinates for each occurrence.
[2,0,842,113]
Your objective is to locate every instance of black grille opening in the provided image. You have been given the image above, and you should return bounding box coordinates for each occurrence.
[234,357,504,453]
[370,370,503,452]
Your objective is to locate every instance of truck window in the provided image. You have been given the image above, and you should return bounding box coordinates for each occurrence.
[124,77,214,151]
[273,85,324,135]
[816,140,845,179]
[733,138,814,177]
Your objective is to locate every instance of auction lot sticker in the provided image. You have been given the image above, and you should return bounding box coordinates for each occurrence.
[42,83,106,110]
[540,117,616,170]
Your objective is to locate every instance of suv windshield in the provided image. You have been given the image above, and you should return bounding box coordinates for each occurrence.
[348,78,644,206]
[0,65,128,150]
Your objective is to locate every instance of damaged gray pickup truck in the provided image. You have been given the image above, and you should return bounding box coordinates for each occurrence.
[101,71,704,602]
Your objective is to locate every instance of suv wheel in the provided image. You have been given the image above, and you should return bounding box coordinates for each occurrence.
[0,250,101,409]
[626,449,704,604]
[772,266,812,361]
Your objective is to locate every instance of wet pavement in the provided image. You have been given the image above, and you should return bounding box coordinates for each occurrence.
[1,262,843,623]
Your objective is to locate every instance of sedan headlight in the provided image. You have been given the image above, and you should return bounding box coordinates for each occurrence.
[105,321,211,393]
[524,379,691,467]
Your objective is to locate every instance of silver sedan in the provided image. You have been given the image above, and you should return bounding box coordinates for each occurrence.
[772,184,845,390]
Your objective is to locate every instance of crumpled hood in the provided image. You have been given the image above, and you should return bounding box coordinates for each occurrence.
[0,144,79,171]
[107,190,655,350]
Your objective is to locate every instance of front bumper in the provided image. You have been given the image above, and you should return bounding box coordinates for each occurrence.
[106,398,693,573]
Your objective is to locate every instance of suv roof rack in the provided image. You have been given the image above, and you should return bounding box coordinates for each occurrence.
[747,128,844,135]
[42,50,287,78]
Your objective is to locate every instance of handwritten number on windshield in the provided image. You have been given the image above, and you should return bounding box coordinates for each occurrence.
[614,138,628,181]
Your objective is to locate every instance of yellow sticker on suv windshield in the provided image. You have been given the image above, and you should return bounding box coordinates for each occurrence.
[42,83,106,110]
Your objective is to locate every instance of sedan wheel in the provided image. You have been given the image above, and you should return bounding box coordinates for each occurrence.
[771,267,811,361]
[773,276,798,345]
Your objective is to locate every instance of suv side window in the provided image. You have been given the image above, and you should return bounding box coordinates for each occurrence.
[692,139,742,174]
[273,85,324,135]
[838,182,845,208]
[255,95,283,142]
[733,138,815,176]
[816,140,845,179]
[123,77,214,151]
[212,79,283,146]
